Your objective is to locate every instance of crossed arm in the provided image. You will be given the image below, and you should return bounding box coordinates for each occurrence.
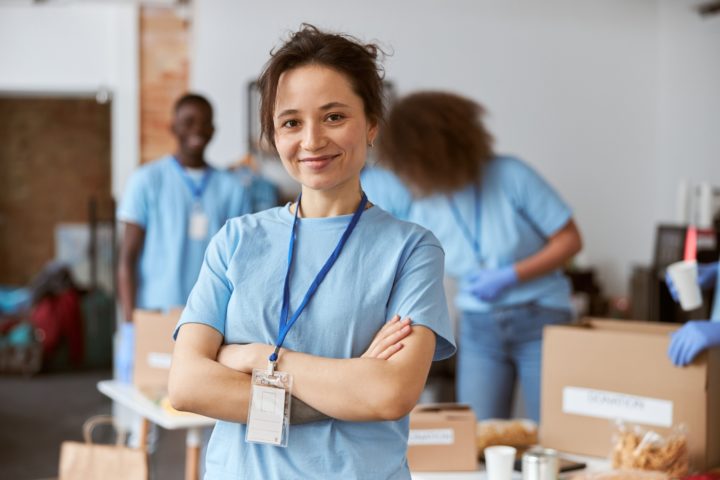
[169,316,435,423]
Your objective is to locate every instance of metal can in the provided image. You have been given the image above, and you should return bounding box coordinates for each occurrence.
[522,447,559,480]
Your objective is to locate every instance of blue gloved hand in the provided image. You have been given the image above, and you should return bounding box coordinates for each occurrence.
[665,262,718,302]
[698,262,720,289]
[667,321,720,366]
[117,322,135,383]
[464,266,519,302]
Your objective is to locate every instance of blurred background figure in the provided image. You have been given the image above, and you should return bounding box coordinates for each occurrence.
[360,162,413,221]
[667,260,720,366]
[230,153,279,212]
[116,93,250,384]
[377,91,583,422]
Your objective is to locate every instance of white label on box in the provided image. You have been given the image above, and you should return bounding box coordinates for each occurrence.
[562,386,673,427]
[408,428,455,446]
[147,352,172,370]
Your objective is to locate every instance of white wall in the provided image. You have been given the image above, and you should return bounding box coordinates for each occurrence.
[2,1,717,297]
[0,2,139,199]
[656,0,720,224]
[191,0,667,296]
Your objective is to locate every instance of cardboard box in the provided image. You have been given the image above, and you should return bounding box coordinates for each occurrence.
[132,309,183,398]
[407,403,477,472]
[540,319,720,470]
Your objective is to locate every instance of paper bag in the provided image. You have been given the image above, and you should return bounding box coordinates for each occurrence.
[59,415,148,480]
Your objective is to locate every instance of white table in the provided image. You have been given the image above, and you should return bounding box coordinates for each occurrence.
[97,380,215,480]
[411,453,610,479]
[99,380,610,480]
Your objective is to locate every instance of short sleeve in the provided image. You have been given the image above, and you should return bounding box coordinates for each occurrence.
[117,170,150,227]
[503,158,572,238]
[386,238,456,361]
[174,223,234,339]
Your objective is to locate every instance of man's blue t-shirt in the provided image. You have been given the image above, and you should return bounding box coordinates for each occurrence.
[176,205,456,480]
[410,155,574,312]
[117,155,250,310]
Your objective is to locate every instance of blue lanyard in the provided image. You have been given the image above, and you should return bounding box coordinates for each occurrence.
[269,192,369,363]
[447,185,482,263]
[172,156,212,201]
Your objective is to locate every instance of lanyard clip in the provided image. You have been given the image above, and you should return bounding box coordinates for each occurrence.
[267,346,281,377]
[266,359,276,377]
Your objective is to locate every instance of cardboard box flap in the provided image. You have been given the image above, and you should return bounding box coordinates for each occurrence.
[413,403,472,413]
[412,403,475,421]
[580,318,679,336]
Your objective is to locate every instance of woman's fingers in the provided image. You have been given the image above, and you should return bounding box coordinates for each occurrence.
[375,341,405,360]
[363,315,400,357]
[374,320,412,354]
[363,315,412,359]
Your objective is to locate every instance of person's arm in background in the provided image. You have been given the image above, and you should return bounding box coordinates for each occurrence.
[466,158,582,302]
[466,219,581,301]
[117,222,145,323]
[514,219,582,281]
[115,222,145,382]
[170,315,416,423]
[668,321,720,366]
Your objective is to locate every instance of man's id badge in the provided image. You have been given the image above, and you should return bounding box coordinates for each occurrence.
[189,204,209,240]
[246,368,293,447]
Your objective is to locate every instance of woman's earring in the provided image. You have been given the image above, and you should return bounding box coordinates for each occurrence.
[368,140,374,148]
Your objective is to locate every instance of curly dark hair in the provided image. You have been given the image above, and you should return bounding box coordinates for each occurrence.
[377,91,495,196]
[257,24,386,149]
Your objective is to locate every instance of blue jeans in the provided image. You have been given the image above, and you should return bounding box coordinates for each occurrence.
[456,303,572,423]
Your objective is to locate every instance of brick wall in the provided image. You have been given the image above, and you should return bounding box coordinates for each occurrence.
[140,7,189,164]
[0,97,112,285]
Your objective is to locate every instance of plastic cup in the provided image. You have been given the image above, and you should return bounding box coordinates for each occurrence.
[484,445,517,480]
[667,260,703,311]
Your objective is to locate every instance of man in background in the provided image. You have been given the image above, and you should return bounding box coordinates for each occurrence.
[116,93,250,382]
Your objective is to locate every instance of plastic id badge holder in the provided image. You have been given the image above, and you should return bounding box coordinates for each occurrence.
[188,203,209,240]
[246,367,293,447]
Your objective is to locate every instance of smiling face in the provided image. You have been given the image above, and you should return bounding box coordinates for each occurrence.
[171,100,215,163]
[273,64,377,196]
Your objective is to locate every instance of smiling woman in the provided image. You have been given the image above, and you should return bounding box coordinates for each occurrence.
[272,65,375,213]
[169,24,456,479]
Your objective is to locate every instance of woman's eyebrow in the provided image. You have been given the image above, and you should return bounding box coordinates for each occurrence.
[320,102,350,111]
[276,108,298,118]
[276,102,351,119]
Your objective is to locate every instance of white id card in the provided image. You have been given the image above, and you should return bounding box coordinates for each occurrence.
[189,205,209,240]
[246,368,293,447]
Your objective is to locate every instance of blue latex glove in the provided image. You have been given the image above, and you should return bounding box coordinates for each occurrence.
[668,321,720,366]
[464,266,519,302]
[117,322,135,383]
[665,262,718,302]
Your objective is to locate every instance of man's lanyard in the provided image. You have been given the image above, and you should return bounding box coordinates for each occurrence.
[171,156,212,202]
[268,192,369,366]
[447,185,482,264]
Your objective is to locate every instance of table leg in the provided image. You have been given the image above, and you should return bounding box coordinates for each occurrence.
[138,418,150,449]
[185,427,202,480]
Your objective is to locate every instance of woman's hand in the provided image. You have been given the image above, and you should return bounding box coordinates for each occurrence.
[217,343,273,374]
[362,315,412,359]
